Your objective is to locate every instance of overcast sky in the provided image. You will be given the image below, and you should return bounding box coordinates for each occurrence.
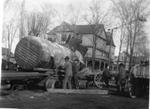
[2,0,150,56]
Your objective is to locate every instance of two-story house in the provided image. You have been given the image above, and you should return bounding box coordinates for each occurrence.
[47,22,115,71]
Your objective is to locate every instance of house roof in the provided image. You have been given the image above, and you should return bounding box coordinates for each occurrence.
[48,22,104,35]
[73,24,104,34]
[48,30,57,35]
[106,32,115,47]
[48,22,116,45]
[50,22,73,33]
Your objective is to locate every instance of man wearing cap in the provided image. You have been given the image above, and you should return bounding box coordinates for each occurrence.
[63,56,73,89]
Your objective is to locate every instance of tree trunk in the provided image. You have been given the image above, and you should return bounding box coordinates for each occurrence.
[108,29,113,68]
[117,26,124,70]
[92,35,96,72]
[129,22,138,71]
[19,0,25,40]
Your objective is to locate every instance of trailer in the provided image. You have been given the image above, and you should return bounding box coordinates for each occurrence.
[128,61,149,97]
[1,68,57,91]
[93,61,149,98]
[1,36,103,91]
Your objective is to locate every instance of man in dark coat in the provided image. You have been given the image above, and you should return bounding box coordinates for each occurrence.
[102,66,111,87]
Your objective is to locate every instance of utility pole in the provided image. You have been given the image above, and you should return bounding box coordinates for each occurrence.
[108,29,113,68]
[92,34,96,72]
[117,25,124,70]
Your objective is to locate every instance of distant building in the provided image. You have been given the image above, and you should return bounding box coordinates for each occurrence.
[114,51,149,70]
[47,22,115,71]
[2,47,14,59]
[2,47,16,70]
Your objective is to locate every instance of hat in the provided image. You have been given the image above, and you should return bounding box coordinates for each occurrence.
[74,58,79,61]
[119,63,125,67]
[64,56,69,60]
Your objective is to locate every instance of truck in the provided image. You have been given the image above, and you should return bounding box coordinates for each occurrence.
[128,60,149,97]
[1,36,74,91]
[1,36,99,91]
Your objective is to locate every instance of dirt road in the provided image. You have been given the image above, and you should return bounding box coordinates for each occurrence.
[0,90,148,109]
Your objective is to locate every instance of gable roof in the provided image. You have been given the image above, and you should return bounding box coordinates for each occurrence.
[50,21,73,33]
[48,22,104,35]
[106,32,115,47]
[73,24,104,34]
[48,30,56,35]
[48,22,107,41]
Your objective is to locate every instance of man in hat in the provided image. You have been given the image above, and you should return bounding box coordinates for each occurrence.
[117,63,127,92]
[72,58,80,89]
[102,65,111,87]
[63,56,73,89]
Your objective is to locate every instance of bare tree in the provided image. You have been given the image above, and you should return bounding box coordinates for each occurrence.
[26,12,48,36]
[19,0,25,39]
[25,4,55,37]
[3,20,18,53]
[112,0,149,70]
[3,0,20,67]
[4,0,11,9]
[3,6,19,68]
[134,30,149,57]
[116,25,126,69]
[54,7,70,26]
[83,0,111,71]
[67,4,81,25]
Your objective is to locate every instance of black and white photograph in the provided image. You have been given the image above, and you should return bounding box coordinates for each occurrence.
[0,0,149,109]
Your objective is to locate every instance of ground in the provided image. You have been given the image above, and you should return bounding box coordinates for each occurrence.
[0,89,148,109]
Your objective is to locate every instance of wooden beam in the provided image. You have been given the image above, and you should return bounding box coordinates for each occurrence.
[47,89,108,94]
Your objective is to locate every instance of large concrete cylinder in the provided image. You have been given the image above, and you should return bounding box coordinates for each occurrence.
[15,36,71,70]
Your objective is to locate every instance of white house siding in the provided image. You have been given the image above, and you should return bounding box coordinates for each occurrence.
[85,48,108,60]
[82,35,107,50]
[98,29,106,40]
[96,38,106,50]
[111,47,115,59]
[82,34,93,46]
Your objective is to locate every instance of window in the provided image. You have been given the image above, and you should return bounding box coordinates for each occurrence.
[100,62,104,71]
[95,61,99,70]
[61,33,67,41]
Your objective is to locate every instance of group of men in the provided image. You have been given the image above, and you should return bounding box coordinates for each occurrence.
[63,56,80,89]
[62,56,128,90]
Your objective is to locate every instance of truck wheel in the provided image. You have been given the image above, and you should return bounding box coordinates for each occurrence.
[126,80,136,98]
[45,78,56,91]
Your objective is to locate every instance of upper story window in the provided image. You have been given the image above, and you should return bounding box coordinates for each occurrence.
[61,33,67,41]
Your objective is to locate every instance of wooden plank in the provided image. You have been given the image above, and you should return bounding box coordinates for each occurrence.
[1,70,49,79]
[47,89,108,95]
[33,68,54,72]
